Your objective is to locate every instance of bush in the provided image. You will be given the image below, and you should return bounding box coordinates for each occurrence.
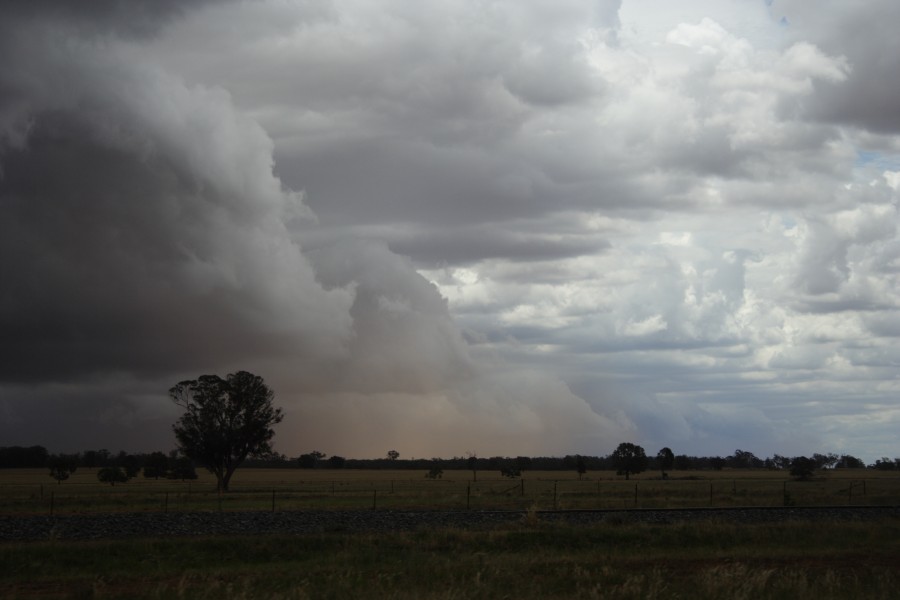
[97,467,130,486]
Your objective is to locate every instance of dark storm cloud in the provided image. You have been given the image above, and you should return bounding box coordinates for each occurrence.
[0,378,179,452]
[0,7,354,384]
[0,1,632,456]
[0,0,219,38]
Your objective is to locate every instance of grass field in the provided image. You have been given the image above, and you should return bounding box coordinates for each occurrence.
[2,468,898,515]
[2,518,898,599]
[3,469,899,598]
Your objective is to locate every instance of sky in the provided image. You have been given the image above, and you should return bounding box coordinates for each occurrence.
[2,0,899,463]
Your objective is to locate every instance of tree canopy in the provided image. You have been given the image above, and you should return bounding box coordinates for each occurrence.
[657,447,674,477]
[611,442,648,480]
[170,371,283,491]
[789,456,817,481]
[47,454,78,484]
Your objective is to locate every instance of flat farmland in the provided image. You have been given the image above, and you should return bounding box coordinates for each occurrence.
[2,468,898,515]
[2,469,900,599]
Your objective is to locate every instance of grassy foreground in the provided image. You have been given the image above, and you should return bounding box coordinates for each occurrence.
[2,518,898,599]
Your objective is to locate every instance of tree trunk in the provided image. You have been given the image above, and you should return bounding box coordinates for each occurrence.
[214,468,226,492]
[220,466,237,492]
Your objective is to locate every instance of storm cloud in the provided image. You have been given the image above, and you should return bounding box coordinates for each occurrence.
[2,1,899,461]
[0,1,627,457]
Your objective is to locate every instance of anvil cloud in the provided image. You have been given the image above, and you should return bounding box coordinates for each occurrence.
[2,1,899,462]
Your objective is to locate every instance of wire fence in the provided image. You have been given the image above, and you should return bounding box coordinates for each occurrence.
[2,475,899,516]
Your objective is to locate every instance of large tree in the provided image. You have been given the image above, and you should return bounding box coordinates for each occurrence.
[170,371,283,491]
[611,442,648,480]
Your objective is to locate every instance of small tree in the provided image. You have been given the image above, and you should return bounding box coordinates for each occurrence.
[657,447,674,478]
[426,459,443,479]
[298,451,326,469]
[326,455,346,469]
[576,455,587,480]
[467,454,478,482]
[387,450,400,461]
[500,464,521,478]
[170,371,283,492]
[48,454,78,484]
[611,442,648,480]
[97,466,130,486]
[789,456,816,481]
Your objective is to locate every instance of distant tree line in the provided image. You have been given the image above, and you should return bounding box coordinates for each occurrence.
[285,447,895,476]
[0,446,198,485]
[2,445,897,483]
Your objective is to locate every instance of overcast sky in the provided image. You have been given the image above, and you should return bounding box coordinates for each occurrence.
[2,0,899,462]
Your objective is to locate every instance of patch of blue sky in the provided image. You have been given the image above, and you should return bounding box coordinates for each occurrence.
[855,150,900,172]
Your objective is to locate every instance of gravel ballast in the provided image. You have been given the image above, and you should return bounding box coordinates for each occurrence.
[2,506,899,542]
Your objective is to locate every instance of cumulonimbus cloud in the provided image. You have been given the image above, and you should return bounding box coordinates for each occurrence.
[0,3,632,457]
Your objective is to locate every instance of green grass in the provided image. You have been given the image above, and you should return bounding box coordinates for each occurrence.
[1,519,898,599]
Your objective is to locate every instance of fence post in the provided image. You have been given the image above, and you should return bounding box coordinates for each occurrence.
[848,481,852,505]
[553,482,557,510]
[520,479,524,497]
[709,482,713,506]
[372,489,377,510]
[164,492,168,514]
[634,483,638,508]
[50,492,54,516]
[467,483,471,510]
[272,489,276,513]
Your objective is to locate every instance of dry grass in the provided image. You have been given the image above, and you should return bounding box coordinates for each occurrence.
[2,468,898,515]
